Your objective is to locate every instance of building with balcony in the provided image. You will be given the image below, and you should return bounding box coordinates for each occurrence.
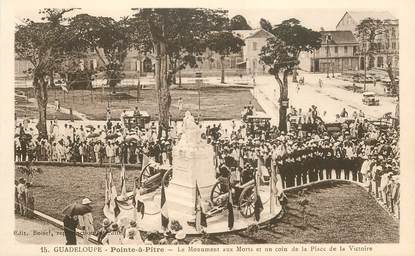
[336,11,399,70]
[299,30,359,73]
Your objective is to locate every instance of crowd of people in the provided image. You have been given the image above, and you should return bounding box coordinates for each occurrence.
[14,117,178,166]
[206,104,400,218]
[15,100,400,245]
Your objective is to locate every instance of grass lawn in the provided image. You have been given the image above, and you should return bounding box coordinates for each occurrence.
[210,182,399,244]
[15,87,262,121]
[15,94,77,121]
[16,165,399,243]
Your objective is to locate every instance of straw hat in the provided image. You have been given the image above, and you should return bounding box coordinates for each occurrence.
[82,198,92,204]
[175,230,186,240]
[102,218,111,228]
[130,220,137,227]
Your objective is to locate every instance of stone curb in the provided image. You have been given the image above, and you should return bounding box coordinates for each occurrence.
[32,210,99,245]
[15,161,142,170]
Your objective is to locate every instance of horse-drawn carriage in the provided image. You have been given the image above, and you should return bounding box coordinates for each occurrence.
[242,112,272,137]
[122,110,151,130]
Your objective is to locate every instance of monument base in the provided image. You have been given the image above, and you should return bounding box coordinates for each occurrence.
[166,182,213,221]
[166,142,216,221]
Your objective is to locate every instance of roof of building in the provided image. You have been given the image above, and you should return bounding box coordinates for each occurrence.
[320,30,358,45]
[232,29,274,40]
[336,11,397,28]
[348,11,396,22]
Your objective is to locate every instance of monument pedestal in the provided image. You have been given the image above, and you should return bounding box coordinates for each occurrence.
[166,144,216,221]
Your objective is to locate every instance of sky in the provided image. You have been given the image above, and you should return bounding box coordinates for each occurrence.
[14,8,397,31]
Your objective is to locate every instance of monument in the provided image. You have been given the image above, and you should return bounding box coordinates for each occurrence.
[167,111,216,220]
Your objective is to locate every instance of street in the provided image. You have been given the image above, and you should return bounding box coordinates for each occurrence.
[253,72,397,123]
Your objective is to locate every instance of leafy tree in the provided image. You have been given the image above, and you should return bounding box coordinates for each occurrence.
[272,18,321,82]
[206,31,245,83]
[68,14,131,93]
[260,19,320,132]
[131,8,229,137]
[15,8,79,138]
[356,18,384,69]
[229,15,252,30]
[259,18,273,32]
[260,38,298,132]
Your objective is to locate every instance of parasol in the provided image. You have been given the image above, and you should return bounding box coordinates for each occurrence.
[85,125,94,129]
[62,203,92,216]
[106,134,119,140]
[365,138,378,145]
[87,133,100,138]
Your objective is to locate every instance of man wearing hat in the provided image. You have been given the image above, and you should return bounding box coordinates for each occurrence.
[97,218,112,244]
[175,230,186,244]
[102,223,123,245]
[78,198,94,244]
[122,228,144,245]
[16,177,26,216]
[125,220,143,244]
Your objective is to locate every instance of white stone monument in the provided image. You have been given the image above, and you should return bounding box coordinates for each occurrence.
[167,111,216,220]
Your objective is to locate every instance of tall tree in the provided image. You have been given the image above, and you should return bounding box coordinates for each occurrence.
[68,14,131,93]
[229,15,252,30]
[259,18,273,32]
[206,31,245,83]
[131,9,229,137]
[259,38,298,132]
[260,19,320,132]
[15,8,78,138]
[272,18,321,82]
[356,18,384,70]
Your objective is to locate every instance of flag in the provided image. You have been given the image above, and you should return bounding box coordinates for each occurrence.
[227,179,234,230]
[160,184,169,230]
[61,84,69,93]
[113,198,121,218]
[195,181,207,232]
[254,171,264,222]
[104,169,110,208]
[120,164,127,198]
[109,170,118,217]
[142,154,150,172]
[270,165,277,214]
[132,178,145,219]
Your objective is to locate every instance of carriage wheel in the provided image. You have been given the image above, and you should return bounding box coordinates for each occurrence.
[239,185,256,218]
[162,169,173,187]
[210,181,228,207]
[139,164,152,187]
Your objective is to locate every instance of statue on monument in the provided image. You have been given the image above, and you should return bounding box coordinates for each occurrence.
[176,111,203,150]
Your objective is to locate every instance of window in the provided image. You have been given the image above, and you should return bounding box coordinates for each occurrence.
[377,56,384,68]
[344,46,348,54]
[326,34,332,41]
[326,46,330,56]
[353,46,357,55]
[392,42,396,49]
[252,42,257,51]
[334,46,338,54]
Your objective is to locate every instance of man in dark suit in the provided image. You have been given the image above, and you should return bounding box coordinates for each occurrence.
[63,215,79,245]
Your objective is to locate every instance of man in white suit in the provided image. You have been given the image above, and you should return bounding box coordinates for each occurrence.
[78,198,94,244]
